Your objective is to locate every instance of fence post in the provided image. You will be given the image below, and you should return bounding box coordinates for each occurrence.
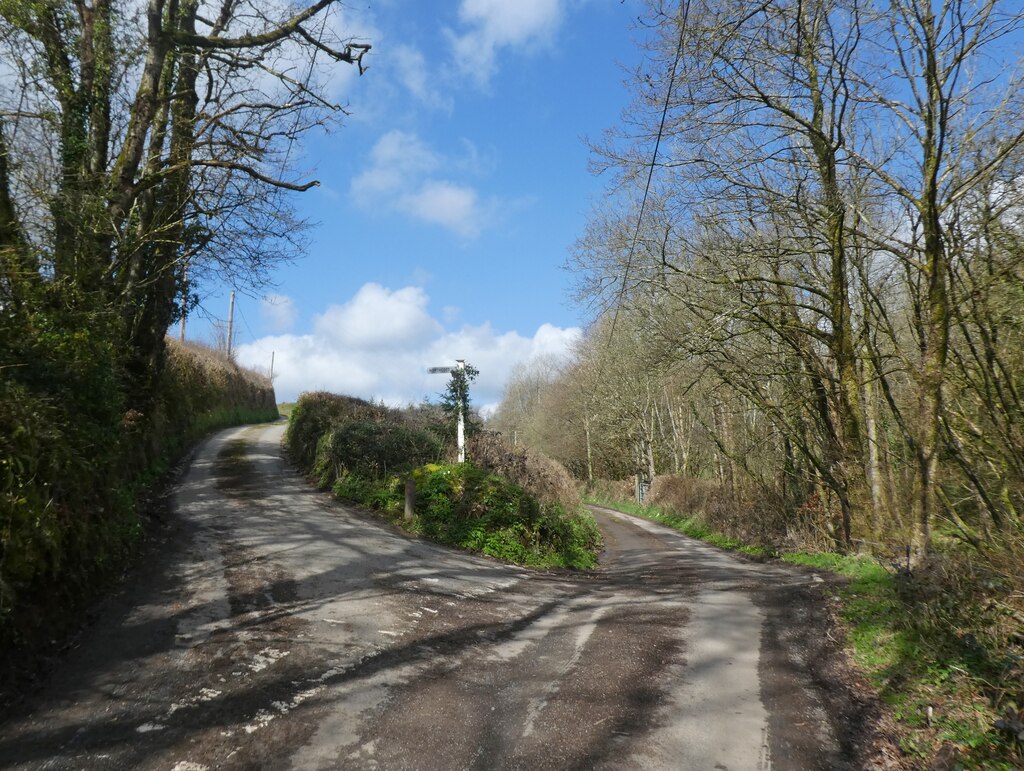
[405,477,415,521]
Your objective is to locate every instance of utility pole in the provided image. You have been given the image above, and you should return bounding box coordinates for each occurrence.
[226,290,235,361]
[179,263,188,341]
[269,351,275,381]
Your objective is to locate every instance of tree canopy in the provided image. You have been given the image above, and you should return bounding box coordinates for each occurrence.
[506,0,1024,563]
[1,0,369,401]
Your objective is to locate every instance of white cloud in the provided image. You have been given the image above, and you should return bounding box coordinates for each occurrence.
[261,293,298,333]
[392,43,452,109]
[351,129,439,195]
[313,284,442,348]
[235,283,581,410]
[350,130,497,237]
[448,0,565,85]
[399,181,485,238]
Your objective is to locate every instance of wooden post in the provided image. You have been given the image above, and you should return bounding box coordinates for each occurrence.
[404,477,415,521]
[226,290,235,361]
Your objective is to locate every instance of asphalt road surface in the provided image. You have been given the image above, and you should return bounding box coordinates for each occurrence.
[0,422,871,769]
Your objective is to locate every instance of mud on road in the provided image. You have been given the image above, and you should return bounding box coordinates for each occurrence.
[0,423,888,769]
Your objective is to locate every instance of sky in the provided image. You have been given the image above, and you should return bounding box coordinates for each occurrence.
[194,0,648,414]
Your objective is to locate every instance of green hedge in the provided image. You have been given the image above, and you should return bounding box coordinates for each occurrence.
[285,391,396,470]
[285,391,601,569]
[410,462,600,568]
[313,420,442,485]
[0,329,276,650]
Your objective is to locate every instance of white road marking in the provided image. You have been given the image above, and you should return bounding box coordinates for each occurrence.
[249,647,289,672]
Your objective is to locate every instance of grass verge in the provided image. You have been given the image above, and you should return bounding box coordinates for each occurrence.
[586,494,773,558]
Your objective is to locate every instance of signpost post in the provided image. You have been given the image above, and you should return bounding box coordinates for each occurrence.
[429,359,467,463]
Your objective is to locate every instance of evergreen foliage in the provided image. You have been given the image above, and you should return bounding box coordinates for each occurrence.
[439,362,482,446]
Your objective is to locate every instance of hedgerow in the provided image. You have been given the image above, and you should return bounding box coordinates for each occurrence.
[0,319,277,651]
[285,392,601,570]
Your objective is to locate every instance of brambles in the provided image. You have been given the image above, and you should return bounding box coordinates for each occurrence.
[467,433,580,509]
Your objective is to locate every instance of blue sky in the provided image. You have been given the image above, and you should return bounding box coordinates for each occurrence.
[198,0,646,412]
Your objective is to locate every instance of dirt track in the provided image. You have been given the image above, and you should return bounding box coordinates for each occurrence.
[0,422,880,769]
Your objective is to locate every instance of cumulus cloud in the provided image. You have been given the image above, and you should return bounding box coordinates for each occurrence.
[235,283,581,412]
[350,130,496,237]
[352,130,439,195]
[313,284,442,348]
[448,0,565,85]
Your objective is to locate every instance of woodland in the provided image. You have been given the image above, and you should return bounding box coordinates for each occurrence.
[489,3,1024,760]
[494,0,1024,573]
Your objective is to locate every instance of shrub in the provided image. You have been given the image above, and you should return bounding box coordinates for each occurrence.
[1,300,132,646]
[648,475,717,516]
[285,391,389,469]
[285,392,602,570]
[587,477,634,503]
[313,420,442,485]
[468,433,580,508]
[332,473,404,513]
[410,462,600,569]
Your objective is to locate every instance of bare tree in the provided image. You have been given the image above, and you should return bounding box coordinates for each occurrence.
[845,0,1024,554]
[574,0,1024,556]
[583,0,873,546]
[0,0,370,402]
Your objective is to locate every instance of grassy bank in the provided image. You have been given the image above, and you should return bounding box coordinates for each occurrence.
[285,392,601,570]
[0,337,277,651]
[588,493,1023,768]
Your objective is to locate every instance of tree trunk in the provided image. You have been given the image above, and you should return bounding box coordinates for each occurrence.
[912,3,951,560]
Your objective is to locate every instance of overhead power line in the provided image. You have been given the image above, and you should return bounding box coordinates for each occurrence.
[607,0,690,343]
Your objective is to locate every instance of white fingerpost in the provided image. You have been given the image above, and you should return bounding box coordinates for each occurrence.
[455,359,466,463]
[428,359,469,464]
